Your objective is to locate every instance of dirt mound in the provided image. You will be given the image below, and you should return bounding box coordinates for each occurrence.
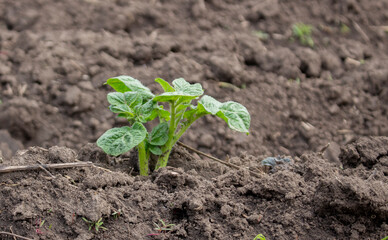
[1,137,387,239]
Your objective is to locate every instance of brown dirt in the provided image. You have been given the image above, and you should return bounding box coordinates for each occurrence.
[1,137,388,239]
[1,0,388,239]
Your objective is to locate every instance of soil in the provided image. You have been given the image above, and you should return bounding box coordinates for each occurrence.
[0,0,388,239]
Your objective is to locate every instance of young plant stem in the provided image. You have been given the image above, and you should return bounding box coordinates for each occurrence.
[155,114,198,170]
[155,102,176,170]
[137,141,148,176]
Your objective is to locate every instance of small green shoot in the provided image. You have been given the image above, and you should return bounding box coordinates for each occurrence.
[154,219,175,233]
[381,236,388,240]
[97,76,251,176]
[253,30,269,41]
[112,210,121,219]
[82,217,107,232]
[340,23,350,34]
[292,23,314,47]
[288,77,301,84]
[253,234,266,240]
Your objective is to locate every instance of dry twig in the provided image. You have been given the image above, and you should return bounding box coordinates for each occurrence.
[177,141,263,177]
[9,226,17,240]
[0,231,33,240]
[352,21,370,43]
[73,159,112,173]
[0,162,93,174]
[37,160,56,178]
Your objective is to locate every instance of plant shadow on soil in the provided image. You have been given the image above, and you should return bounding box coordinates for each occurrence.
[1,137,388,239]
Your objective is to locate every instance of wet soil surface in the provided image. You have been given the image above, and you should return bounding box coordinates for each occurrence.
[0,0,388,239]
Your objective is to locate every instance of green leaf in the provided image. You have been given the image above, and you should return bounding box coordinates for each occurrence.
[149,122,169,146]
[172,78,203,96]
[157,107,171,121]
[137,100,156,116]
[106,76,154,98]
[183,105,197,120]
[175,101,191,114]
[109,104,133,115]
[198,95,222,115]
[117,113,132,119]
[107,92,126,105]
[253,234,266,240]
[97,122,147,156]
[149,145,163,155]
[153,78,203,102]
[124,92,143,107]
[196,96,250,134]
[217,102,250,134]
[155,78,175,92]
[134,100,158,122]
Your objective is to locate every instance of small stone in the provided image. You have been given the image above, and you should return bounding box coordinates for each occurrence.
[78,81,94,91]
[48,146,76,163]
[63,86,82,106]
[199,134,215,148]
[89,65,100,76]
[323,142,341,165]
[247,214,262,224]
[344,57,361,69]
[220,204,232,217]
[82,74,90,81]
[328,104,340,115]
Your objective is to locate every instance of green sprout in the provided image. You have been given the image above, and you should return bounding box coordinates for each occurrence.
[97,76,251,176]
[154,219,175,232]
[253,30,269,41]
[382,236,388,240]
[340,23,350,34]
[112,210,121,219]
[292,23,314,47]
[253,234,266,240]
[82,217,107,232]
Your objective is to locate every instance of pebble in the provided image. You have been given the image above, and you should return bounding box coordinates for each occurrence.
[199,133,215,148]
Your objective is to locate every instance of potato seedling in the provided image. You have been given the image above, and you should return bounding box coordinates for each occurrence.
[97,76,250,176]
[292,23,314,47]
